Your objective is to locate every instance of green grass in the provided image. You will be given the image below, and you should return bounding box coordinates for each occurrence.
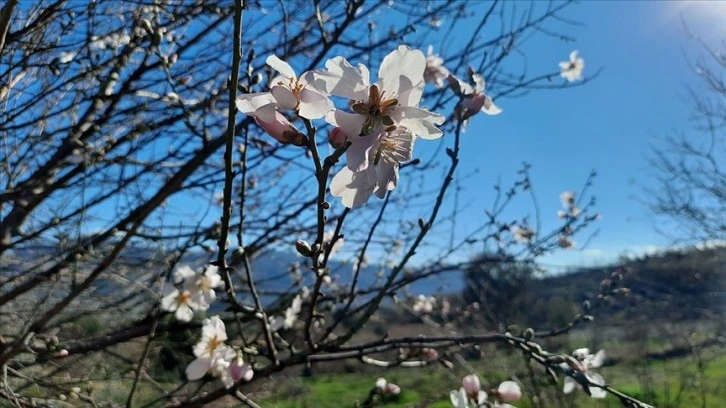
[259,348,726,408]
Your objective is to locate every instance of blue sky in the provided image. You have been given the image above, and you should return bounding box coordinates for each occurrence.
[414,1,726,270]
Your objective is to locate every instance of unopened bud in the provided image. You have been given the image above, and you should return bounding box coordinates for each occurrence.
[295,240,313,257]
[254,112,307,146]
[328,127,347,149]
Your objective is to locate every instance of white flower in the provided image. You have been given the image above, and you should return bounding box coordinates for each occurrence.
[58,51,76,64]
[236,55,332,121]
[412,294,437,314]
[186,316,237,388]
[160,284,199,322]
[560,191,575,207]
[562,348,607,398]
[187,265,223,309]
[559,51,585,82]
[558,235,576,249]
[270,293,303,330]
[319,45,444,171]
[512,226,535,243]
[330,129,414,208]
[265,55,333,119]
[424,45,449,88]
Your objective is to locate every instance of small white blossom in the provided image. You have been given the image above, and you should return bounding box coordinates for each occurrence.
[317,45,444,207]
[412,294,436,314]
[562,348,607,398]
[424,45,449,88]
[559,50,585,82]
[512,225,535,243]
[186,316,237,388]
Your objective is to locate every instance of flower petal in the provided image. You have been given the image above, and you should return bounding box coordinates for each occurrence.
[563,377,578,394]
[480,95,502,115]
[450,389,469,408]
[374,162,398,198]
[330,166,376,208]
[317,56,370,100]
[266,55,296,79]
[236,92,277,122]
[186,358,211,381]
[298,88,333,119]
[271,86,298,110]
[392,106,444,139]
[378,45,426,98]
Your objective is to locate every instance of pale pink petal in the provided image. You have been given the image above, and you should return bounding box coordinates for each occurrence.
[175,304,194,322]
[569,50,579,62]
[186,358,211,380]
[175,265,196,282]
[317,56,370,100]
[374,162,398,198]
[450,389,468,408]
[472,73,485,93]
[298,88,333,119]
[497,381,522,402]
[476,390,488,404]
[392,106,444,139]
[271,86,298,110]
[590,350,605,368]
[266,55,296,79]
[563,377,577,394]
[462,374,481,396]
[236,93,277,122]
[330,166,376,208]
[480,95,502,115]
[378,45,425,98]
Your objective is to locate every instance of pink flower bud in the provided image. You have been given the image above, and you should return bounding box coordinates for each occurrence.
[423,347,439,361]
[386,383,401,395]
[328,127,347,149]
[462,374,481,397]
[254,111,307,146]
[53,349,69,358]
[229,357,254,382]
[497,381,522,402]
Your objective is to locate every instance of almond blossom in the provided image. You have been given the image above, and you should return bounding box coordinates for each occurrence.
[270,293,303,331]
[320,46,443,146]
[186,265,223,309]
[424,45,450,88]
[160,266,199,322]
[559,50,585,82]
[237,55,332,120]
[562,348,607,398]
[448,71,502,122]
[186,316,237,388]
[329,129,414,208]
[451,375,520,408]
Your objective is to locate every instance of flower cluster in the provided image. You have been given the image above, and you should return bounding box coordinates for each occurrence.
[558,190,581,218]
[375,377,401,396]
[236,45,452,208]
[186,316,253,388]
[412,294,437,314]
[450,375,521,408]
[160,265,223,322]
[561,348,607,398]
[560,51,585,82]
